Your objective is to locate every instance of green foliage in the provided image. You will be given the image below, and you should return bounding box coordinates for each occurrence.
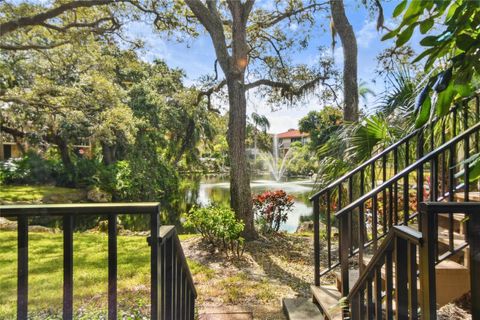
[385,0,480,128]
[0,152,56,185]
[184,205,245,257]
[252,190,294,233]
[299,106,343,151]
[347,115,394,162]
[285,142,318,176]
[376,66,418,118]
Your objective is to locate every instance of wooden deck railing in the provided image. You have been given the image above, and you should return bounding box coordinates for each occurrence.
[0,203,197,320]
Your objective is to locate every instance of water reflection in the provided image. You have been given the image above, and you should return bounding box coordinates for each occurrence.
[184,175,314,232]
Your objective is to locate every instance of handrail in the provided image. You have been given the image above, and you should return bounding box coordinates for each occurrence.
[0,202,160,216]
[335,121,480,218]
[347,225,422,300]
[309,95,473,201]
[419,201,480,214]
[157,225,197,297]
[309,129,418,200]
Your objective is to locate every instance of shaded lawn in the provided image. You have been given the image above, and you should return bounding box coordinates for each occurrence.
[0,231,194,319]
[0,185,85,203]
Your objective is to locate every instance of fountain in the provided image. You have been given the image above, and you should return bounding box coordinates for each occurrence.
[261,134,298,181]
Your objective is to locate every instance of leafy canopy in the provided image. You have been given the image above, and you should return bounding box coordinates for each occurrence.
[385,0,480,128]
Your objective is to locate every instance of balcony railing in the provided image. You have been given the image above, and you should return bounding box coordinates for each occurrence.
[0,203,197,320]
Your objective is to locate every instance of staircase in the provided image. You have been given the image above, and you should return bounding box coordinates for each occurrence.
[297,93,480,320]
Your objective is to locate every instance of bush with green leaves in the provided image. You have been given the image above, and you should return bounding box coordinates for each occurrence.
[184,205,245,257]
[0,152,56,185]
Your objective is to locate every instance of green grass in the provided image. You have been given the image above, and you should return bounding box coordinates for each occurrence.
[0,231,194,319]
[0,185,84,203]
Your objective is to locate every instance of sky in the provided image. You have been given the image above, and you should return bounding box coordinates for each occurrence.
[125,1,419,134]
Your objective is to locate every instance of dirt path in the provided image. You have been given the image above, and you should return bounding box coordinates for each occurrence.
[182,233,320,320]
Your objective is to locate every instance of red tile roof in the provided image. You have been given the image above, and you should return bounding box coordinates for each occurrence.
[276,129,309,139]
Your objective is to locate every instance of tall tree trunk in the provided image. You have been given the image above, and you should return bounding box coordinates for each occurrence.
[184,0,256,239]
[57,138,74,173]
[227,75,256,239]
[330,0,359,122]
[101,142,114,165]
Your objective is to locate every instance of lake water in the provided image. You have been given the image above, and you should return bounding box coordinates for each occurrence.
[186,175,315,232]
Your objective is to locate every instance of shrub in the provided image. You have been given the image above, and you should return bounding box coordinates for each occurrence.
[0,152,56,185]
[184,205,245,257]
[253,190,294,233]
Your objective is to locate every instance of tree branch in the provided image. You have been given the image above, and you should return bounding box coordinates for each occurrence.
[0,0,116,37]
[0,41,69,51]
[38,17,118,33]
[196,79,227,113]
[0,125,26,139]
[245,75,328,97]
[252,2,328,29]
[185,0,231,71]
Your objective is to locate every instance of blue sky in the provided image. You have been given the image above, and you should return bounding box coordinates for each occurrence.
[126,1,419,133]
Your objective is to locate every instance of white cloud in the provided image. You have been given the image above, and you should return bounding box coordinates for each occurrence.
[333,46,344,64]
[356,20,378,49]
[246,95,323,134]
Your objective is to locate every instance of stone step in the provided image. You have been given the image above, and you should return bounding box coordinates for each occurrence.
[283,298,324,320]
[311,285,342,320]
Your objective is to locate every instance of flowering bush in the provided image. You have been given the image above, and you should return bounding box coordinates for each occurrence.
[252,190,294,233]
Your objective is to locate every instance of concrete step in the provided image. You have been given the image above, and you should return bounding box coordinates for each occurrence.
[199,307,253,320]
[283,298,324,320]
[311,285,342,320]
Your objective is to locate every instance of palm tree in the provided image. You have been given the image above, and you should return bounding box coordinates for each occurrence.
[251,112,270,162]
[359,80,375,107]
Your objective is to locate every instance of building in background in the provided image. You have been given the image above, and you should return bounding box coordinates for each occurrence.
[276,129,309,155]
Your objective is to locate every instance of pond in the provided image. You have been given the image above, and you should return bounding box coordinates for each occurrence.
[183,175,315,232]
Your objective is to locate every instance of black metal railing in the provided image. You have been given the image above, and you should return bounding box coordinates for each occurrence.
[0,203,197,320]
[333,120,480,296]
[148,226,197,320]
[345,202,479,320]
[419,202,479,319]
[346,225,422,320]
[311,92,480,286]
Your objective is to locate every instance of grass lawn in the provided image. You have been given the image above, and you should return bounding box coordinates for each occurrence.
[0,185,86,203]
[0,229,318,320]
[0,231,194,319]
